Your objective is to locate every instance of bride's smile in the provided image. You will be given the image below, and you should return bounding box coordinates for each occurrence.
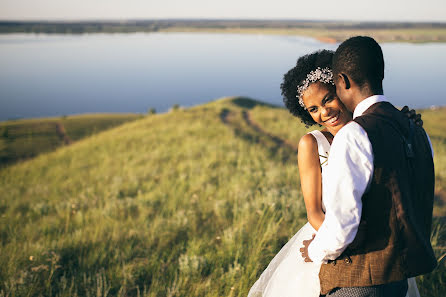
[323,111,340,126]
[301,81,352,135]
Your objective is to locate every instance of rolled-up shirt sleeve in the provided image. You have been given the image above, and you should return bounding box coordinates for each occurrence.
[307,121,374,263]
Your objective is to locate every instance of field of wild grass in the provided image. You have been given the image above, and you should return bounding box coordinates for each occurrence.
[0,113,141,167]
[0,97,444,296]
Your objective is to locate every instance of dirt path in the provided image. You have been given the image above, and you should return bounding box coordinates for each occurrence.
[55,122,72,145]
[242,110,298,151]
[219,108,231,125]
[220,108,297,163]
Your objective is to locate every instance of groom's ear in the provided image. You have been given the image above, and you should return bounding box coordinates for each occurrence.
[338,73,351,90]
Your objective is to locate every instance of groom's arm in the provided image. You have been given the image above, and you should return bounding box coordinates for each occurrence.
[307,122,374,263]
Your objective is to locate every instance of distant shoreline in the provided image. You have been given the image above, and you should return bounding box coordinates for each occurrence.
[157,27,446,44]
[1,20,446,44]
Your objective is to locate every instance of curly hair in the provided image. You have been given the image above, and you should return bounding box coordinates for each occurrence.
[281,49,334,126]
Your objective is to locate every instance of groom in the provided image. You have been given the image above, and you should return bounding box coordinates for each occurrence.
[300,36,437,296]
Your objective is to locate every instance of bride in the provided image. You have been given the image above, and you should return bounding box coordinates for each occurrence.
[247,50,420,297]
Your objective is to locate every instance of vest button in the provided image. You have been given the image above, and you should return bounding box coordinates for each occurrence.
[344,258,352,264]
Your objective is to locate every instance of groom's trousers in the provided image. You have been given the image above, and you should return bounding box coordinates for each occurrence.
[324,279,408,297]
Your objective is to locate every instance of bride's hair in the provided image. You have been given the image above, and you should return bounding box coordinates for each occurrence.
[281,49,334,126]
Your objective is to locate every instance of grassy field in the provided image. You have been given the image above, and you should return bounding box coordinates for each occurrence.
[0,97,444,296]
[0,113,142,167]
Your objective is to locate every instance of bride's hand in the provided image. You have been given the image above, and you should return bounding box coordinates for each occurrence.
[300,234,316,262]
[401,106,423,127]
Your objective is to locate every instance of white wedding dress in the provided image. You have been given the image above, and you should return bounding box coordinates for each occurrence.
[247,130,420,297]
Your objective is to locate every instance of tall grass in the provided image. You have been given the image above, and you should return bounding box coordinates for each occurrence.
[0,113,141,167]
[0,98,444,296]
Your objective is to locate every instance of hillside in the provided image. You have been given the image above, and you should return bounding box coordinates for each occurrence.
[0,97,444,296]
[0,113,141,167]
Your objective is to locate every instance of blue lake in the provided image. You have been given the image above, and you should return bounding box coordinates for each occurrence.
[0,32,445,121]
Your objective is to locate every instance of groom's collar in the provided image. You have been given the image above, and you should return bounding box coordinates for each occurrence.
[353,95,387,119]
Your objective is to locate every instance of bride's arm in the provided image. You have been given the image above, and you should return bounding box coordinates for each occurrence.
[297,134,325,231]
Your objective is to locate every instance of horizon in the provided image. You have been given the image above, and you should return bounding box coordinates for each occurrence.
[1,0,445,23]
[1,18,446,24]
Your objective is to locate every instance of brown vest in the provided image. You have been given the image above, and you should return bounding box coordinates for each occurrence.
[319,102,437,295]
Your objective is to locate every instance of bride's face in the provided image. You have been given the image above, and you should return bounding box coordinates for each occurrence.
[302,82,352,134]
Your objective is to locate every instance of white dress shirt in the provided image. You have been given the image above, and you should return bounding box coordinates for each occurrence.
[307,95,382,263]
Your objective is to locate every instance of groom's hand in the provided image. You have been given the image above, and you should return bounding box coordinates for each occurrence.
[300,234,316,262]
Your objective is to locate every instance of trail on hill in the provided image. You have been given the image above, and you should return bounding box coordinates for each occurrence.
[242,110,298,151]
[55,122,72,145]
[220,108,297,163]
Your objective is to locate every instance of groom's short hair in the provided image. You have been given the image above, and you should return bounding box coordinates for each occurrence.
[333,36,384,90]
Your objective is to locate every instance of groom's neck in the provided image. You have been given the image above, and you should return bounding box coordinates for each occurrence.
[350,84,384,112]
[359,83,384,98]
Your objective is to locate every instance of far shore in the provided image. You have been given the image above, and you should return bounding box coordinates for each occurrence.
[1,20,446,44]
[158,27,446,44]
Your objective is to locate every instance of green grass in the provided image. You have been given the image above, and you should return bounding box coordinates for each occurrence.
[0,97,444,296]
[0,113,142,167]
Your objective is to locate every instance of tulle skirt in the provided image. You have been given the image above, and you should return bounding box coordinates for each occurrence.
[247,222,421,297]
[248,222,321,297]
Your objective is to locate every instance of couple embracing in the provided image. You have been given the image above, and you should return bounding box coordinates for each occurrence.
[248,36,437,297]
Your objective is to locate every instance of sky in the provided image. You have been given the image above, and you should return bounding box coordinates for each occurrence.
[0,0,445,22]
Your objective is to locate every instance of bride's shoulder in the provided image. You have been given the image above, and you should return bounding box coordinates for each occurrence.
[299,130,323,144]
[298,132,321,165]
[298,132,318,155]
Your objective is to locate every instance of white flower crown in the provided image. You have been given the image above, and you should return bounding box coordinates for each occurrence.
[296,67,335,109]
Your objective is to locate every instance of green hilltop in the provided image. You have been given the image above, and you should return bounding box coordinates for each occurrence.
[0,97,445,296]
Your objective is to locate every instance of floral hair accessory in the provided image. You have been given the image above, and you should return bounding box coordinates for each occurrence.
[296,67,335,109]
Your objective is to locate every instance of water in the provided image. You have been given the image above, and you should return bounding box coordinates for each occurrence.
[0,33,445,121]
